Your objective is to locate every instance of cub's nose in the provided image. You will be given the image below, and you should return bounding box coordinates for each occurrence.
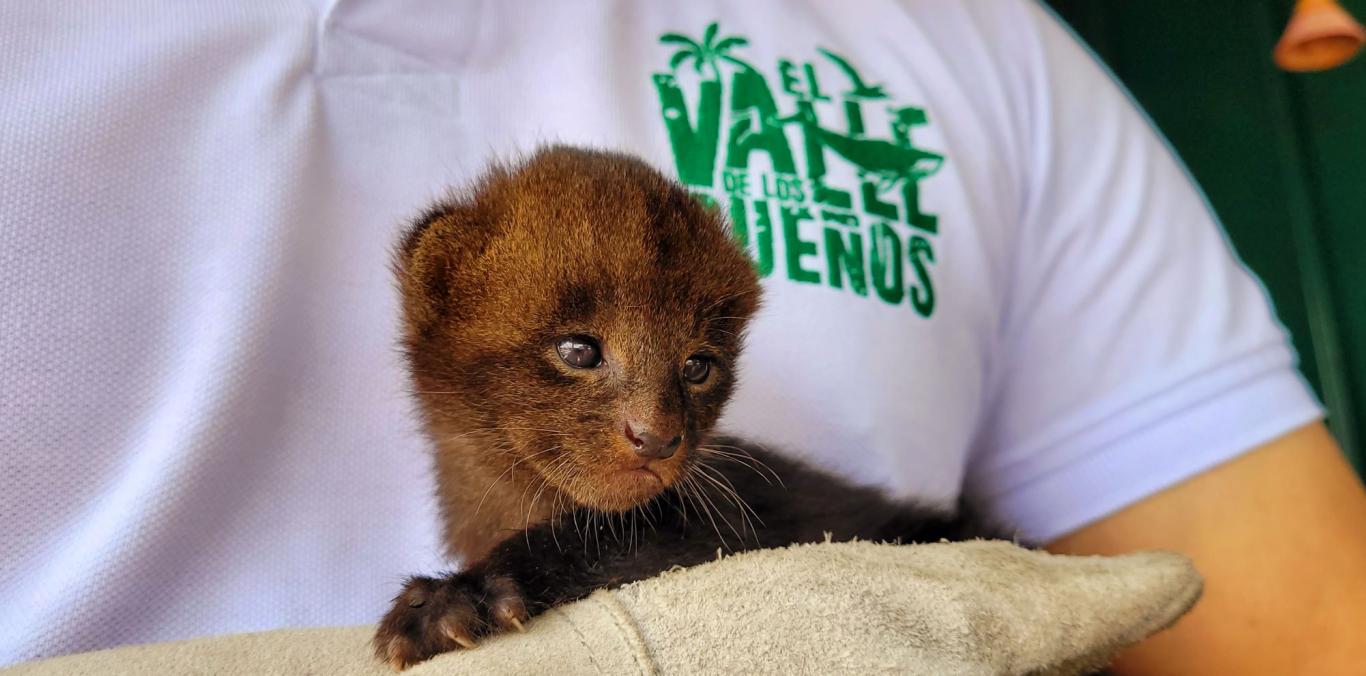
[624,422,682,460]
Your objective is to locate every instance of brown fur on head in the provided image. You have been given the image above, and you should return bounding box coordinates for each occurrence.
[395,145,762,561]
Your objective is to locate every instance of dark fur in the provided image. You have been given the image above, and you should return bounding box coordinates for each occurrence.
[375,146,1009,670]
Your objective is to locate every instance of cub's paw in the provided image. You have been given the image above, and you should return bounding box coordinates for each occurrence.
[373,571,529,671]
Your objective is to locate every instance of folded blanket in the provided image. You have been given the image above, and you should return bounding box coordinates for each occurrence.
[3,539,1201,675]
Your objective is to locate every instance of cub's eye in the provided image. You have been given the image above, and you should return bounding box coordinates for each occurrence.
[556,336,602,369]
[682,355,711,384]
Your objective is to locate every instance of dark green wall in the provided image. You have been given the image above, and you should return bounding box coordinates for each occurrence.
[1046,0,1365,471]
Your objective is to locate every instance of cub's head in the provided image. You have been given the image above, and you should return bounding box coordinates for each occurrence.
[396,146,761,512]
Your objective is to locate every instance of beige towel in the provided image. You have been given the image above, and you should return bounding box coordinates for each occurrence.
[3,540,1202,675]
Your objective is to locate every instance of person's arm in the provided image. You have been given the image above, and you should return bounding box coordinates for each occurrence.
[963,6,1365,669]
[1048,421,1366,674]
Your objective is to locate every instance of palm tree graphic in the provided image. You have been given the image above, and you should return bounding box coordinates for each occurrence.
[661,22,756,82]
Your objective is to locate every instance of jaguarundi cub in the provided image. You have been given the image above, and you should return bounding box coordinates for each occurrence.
[375,145,1006,670]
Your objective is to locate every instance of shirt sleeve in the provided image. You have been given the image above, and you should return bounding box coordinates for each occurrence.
[964,0,1325,542]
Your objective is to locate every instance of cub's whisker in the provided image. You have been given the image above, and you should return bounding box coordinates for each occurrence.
[472,445,561,519]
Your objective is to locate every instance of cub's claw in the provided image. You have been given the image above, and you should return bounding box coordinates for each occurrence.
[372,571,530,670]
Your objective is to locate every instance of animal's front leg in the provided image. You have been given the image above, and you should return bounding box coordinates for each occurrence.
[373,564,531,670]
[374,506,725,670]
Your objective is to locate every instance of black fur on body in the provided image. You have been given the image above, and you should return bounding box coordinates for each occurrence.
[378,437,1002,669]
[375,146,1010,670]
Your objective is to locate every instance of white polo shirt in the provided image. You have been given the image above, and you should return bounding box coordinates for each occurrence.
[0,0,1321,664]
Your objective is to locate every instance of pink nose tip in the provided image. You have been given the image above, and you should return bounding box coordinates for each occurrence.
[625,423,682,460]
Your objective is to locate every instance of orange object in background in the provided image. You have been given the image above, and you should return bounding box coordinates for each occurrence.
[1275,0,1366,71]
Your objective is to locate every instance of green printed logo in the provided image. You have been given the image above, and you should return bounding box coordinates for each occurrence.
[653,22,942,317]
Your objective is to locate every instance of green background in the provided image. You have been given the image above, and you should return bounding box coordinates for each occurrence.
[1046,0,1365,473]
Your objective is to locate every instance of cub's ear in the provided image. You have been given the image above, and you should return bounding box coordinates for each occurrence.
[392,194,498,336]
